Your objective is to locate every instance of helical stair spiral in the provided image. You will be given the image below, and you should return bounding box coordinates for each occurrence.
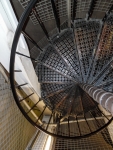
[10,0,113,139]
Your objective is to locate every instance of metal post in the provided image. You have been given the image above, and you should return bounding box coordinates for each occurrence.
[87,0,97,20]
[27,99,42,114]
[22,31,43,51]
[32,9,50,40]
[80,84,113,115]
[46,112,53,131]
[51,0,60,33]
[15,83,28,88]
[36,105,47,123]
[102,4,113,22]
[14,70,22,72]
[72,0,77,22]
[19,93,34,102]
[68,117,70,136]
[16,52,37,61]
[67,0,71,28]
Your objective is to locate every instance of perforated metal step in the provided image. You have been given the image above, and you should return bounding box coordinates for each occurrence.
[37,45,77,80]
[35,15,113,114]
[36,64,73,84]
[53,29,80,80]
[88,14,113,85]
[74,19,102,82]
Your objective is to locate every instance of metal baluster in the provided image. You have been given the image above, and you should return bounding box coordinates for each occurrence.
[89,111,101,128]
[68,116,70,137]
[51,0,60,33]
[36,105,47,123]
[32,9,50,40]
[67,0,71,27]
[16,52,37,61]
[15,83,28,88]
[19,93,34,102]
[96,106,110,121]
[72,0,77,22]
[14,70,22,72]
[102,4,113,22]
[87,0,97,20]
[80,92,92,133]
[46,111,53,131]
[22,31,43,51]
[27,99,42,114]
[76,115,81,136]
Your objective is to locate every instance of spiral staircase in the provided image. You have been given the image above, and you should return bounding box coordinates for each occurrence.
[10,0,113,141]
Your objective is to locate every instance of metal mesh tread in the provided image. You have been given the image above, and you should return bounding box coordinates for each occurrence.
[41,83,73,98]
[55,126,113,150]
[56,88,79,116]
[53,29,80,79]
[35,64,73,84]
[88,14,113,84]
[35,29,81,114]
[19,0,113,25]
[74,19,102,82]
[27,11,113,141]
[37,45,77,80]
[80,89,98,114]
[44,86,74,113]
[35,15,113,113]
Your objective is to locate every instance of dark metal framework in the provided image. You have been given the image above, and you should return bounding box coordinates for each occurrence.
[32,8,50,40]
[10,0,113,139]
[87,0,97,20]
[51,0,60,33]
[22,31,43,51]
[72,0,77,22]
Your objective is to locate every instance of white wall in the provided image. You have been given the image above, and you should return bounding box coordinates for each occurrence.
[0,0,41,98]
